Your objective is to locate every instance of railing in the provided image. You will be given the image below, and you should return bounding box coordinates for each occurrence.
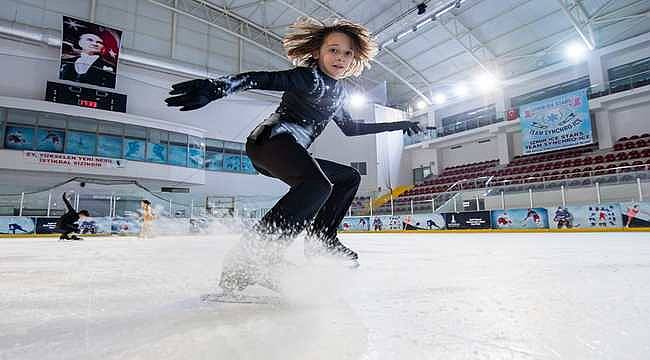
[349,166,649,216]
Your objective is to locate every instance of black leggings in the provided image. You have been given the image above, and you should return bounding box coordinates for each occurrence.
[246,133,360,242]
[57,223,78,238]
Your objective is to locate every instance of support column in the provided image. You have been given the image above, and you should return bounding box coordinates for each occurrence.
[494,87,511,119]
[588,52,609,93]
[496,131,511,166]
[594,109,615,150]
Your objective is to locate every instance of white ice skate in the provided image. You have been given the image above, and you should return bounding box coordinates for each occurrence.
[218,233,293,293]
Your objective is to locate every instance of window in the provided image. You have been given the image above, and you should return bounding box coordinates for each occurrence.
[350,161,367,175]
[124,125,146,161]
[188,136,205,169]
[5,125,35,150]
[223,141,242,172]
[168,132,188,166]
[205,139,223,171]
[146,129,168,163]
[97,121,124,158]
[66,130,96,155]
[36,113,66,153]
[5,109,37,150]
[241,154,256,174]
[97,134,123,158]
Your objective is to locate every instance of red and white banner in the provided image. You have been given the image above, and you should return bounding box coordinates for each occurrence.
[24,151,125,169]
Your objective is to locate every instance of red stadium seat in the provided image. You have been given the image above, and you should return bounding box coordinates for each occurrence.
[614,143,624,151]
[583,157,593,165]
[642,133,650,138]
[618,137,628,142]
[630,135,640,140]
[629,150,640,159]
[594,155,604,163]
[637,139,647,148]
[605,154,616,162]
[616,152,628,161]
[625,141,635,149]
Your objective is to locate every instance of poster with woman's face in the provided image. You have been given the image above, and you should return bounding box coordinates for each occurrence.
[59,16,122,89]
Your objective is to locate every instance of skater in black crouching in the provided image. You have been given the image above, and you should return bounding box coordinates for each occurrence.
[166,17,422,292]
[56,192,90,240]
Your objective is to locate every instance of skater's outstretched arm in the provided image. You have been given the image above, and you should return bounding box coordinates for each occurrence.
[165,67,315,111]
[62,192,75,213]
[334,109,422,136]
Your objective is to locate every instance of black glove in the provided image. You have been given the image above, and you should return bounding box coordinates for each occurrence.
[165,78,228,111]
[399,121,423,136]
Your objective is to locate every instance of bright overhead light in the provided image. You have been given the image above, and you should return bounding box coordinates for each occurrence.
[433,93,447,105]
[475,72,499,93]
[349,93,367,108]
[453,83,469,97]
[416,100,428,110]
[565,41,588,63]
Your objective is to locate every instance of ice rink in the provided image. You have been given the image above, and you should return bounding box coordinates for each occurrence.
[1,231,650,359]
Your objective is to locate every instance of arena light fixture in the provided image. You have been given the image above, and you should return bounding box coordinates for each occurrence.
[565,41,589,63]
[416,100,428,110]
[475,72,499,93]
[349,93,367,108]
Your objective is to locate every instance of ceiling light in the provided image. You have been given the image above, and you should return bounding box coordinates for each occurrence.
[565,41,588,63]
[475,72,499,93]
[416,100,428,110]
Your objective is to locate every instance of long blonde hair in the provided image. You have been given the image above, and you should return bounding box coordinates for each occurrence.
[282,17,377,77]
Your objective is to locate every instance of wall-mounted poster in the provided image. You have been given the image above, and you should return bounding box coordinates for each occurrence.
[59,16,122,88]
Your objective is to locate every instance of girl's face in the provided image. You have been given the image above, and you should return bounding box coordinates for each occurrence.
[314,32,355,79]
[79,34,104,55]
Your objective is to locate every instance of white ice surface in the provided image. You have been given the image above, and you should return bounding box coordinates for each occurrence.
[1,232,650,359]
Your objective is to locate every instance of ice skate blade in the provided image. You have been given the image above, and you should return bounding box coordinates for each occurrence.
[201,292,283,305]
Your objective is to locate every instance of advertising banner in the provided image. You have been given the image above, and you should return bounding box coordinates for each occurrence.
[340,217,371,231]
[403,213,446,230]
[78,217,112,234]
[111,216,141,234]
[0,216,36,234]
[35,217,60,234]
[443,211,491,230]
[520,88,593,155]
[620,202,650,228]
[548,203,623,229]
[491,208,549,229]
[24,150,125,169]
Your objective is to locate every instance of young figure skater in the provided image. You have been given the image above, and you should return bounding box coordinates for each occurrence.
[166,18,422,292]
[139,199,155,239]
[56,192,90,240]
